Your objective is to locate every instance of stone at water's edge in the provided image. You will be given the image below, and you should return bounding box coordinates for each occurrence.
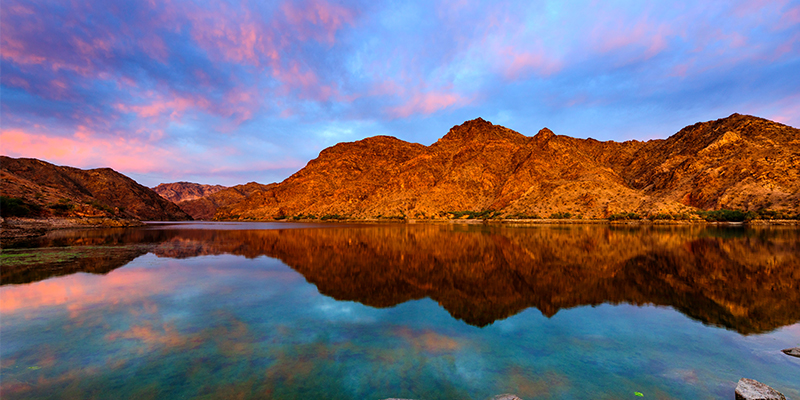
[735,378,786,400]
[490,395,523,400]
[782,347,800,358]
[381,395,524,400]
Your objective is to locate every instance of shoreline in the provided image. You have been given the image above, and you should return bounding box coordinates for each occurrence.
[1,217,145,241]
[227,217,800,225]
[2,217,798,240]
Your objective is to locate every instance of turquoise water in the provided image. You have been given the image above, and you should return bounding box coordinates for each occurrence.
[1,223,798,399]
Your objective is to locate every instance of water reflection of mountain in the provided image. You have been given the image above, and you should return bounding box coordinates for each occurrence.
[10,225,800,334]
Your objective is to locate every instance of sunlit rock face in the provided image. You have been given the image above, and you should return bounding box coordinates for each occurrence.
[213,114,800,220]
[12,224,800,334]
[0,156,191,221]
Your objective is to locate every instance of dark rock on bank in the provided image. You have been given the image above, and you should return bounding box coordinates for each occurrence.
[782,347,800,358]
[735,378,786,400]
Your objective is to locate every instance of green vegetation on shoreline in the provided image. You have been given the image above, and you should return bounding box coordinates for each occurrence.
[214,208,800,224]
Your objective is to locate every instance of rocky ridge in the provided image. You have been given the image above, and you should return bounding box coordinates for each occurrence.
[212,114,800,221]
[0,156,191,222]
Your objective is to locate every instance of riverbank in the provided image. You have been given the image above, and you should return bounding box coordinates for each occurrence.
[1,216,144,241]
[225,217,800,226]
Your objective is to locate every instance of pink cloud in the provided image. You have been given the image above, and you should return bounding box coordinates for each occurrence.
[114,94,204,120]
[281,0,356,44]
[778,5,800,28]
[386,91,465,118]
[188,4,274,67]
[0,267,174,316]
[591,15,674,61]
[765,95,800,128]
[0,128,175,174]
[499,47,562,80]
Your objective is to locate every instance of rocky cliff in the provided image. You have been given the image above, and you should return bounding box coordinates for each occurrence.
[0,156,191,221]
[214,114,800,220]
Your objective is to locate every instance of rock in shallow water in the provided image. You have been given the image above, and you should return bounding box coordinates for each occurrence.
[490,395,523,400]
[782,347,800,358]
[735,378,786,400]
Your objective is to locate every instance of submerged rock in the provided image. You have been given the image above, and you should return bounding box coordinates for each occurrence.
[490,395,523,400]
[735,378,786,400]
[782,347,800,358]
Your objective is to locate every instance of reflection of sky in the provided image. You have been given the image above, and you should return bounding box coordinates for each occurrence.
[1,0,798,186]
[2,251,798,399]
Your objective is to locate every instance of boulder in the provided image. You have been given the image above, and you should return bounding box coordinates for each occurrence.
[490,395,523,400]
[781,347,800,358]
[735,378,786,400]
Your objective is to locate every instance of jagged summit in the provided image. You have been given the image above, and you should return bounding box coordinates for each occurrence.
[437,117,527,145]
[533,127,555,141]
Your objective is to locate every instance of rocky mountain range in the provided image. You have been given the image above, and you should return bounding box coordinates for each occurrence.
[206,113,799,220]
[1,156,190,221]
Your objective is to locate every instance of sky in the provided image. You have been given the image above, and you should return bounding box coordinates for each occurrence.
[2,0,799,187]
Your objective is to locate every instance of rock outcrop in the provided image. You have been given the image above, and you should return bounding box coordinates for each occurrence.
[0,156,191,221]
[735,378,786,400]
[782,347,800,358]
[213,114,800,221]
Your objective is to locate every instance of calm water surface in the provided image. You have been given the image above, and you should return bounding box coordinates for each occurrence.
[1,222,798,399]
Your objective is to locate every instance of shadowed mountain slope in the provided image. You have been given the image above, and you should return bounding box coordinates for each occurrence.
[1,156,191,221]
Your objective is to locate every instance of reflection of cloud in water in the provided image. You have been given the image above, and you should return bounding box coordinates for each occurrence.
[315,300,376,324]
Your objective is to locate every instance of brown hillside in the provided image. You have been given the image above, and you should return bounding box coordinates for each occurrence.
[1,156,191,221]
[153,182,227,203]
[215,114,800,220]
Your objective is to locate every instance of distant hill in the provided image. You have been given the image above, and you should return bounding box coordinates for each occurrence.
[1,156,191,221]
[152,182,228,203]
[162,182,274,220]
[214,113,800,220]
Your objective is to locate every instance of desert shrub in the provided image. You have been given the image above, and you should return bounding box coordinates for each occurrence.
[1,196,42,217]
[87,200,114,214]
[694,209,752,222]
[549,212,572,219]
[505,213,541,219]
[321,214,345,220]
[608,212,641,221]
[48,199,75,216]
[447,210,497,219]
[447,210,472,219]
[755,210,798,220]
[650,213,673,220]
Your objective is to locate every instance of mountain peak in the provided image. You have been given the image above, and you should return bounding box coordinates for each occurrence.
[437,117,525,144]
[533,127,555,140]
